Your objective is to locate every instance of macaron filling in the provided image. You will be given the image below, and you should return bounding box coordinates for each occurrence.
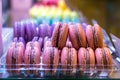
[12,48,17,70]
[86,48,90,69]
[29,44,35,73]
[102,48,108,69]
[30,49,35,65]
[54,23,61,47]
[74,26,81,49]
[93,26,98,49]
[50,48,54,72]
[67,48,71,69]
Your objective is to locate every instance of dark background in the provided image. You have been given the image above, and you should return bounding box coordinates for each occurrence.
[69,0,120,37]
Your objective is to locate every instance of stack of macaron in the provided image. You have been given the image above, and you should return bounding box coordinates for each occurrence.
[6,37,43,75]
[24,37,42,75]
[6,22,113,76]
[29,0,80,25]
[6,37,25,75]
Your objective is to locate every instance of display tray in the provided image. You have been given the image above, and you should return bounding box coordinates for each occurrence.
[0,28,120,79]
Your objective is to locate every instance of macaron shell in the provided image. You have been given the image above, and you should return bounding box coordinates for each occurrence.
[16,42,25,63]
[52,48,59,74]
[20,22,25,38]
[87,47,95,70]
[61,47,69,74]
[42,47,51,66]
[32,47,40,74]
[39,24,48,38]
[93,24,103,48]
[86,25,94,49]
[31,23,37,39]
[70,48,77,73]
[46,24,52,38]
[61,47,68,65]
[76,23,87,48]
[26,22,37,41]
[58,23,68,49]
[69,24,79,49]
[95,48,104,70]
[78,48,87,72]
[14,22,25,38]
[24,46,31,74]
[103,47,113,69]
[51,23,60,47]
[25,23,32,41]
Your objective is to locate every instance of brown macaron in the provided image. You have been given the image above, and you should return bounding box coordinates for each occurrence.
[42,47,60,75]
[78,47,95,72]
[95,47,113,71]
[24,41,41,75]
[61,47,77,75]
[86,24,103,50]
[51,22,68,49]
[69,23,87,50]
[6,42,25,74]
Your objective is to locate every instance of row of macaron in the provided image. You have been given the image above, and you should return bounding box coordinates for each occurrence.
[14,21,105,50]
[6,37,112,75]
[29,0,80,25]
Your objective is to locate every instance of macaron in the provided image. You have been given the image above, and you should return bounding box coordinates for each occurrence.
[38,24,52,38]
[69,23,87,50]
[78,47,95,72]
[24,41,41,75]
[6,41,25,74]
[25,20,37,42]
[61,47,77,75]
[95,47,113,72]
[51,22,68,49]
[13,22,25,39]
[42,47,60,75]
[86,24,104,50]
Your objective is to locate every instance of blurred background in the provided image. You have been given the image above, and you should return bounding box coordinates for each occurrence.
[2,0,120,37]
